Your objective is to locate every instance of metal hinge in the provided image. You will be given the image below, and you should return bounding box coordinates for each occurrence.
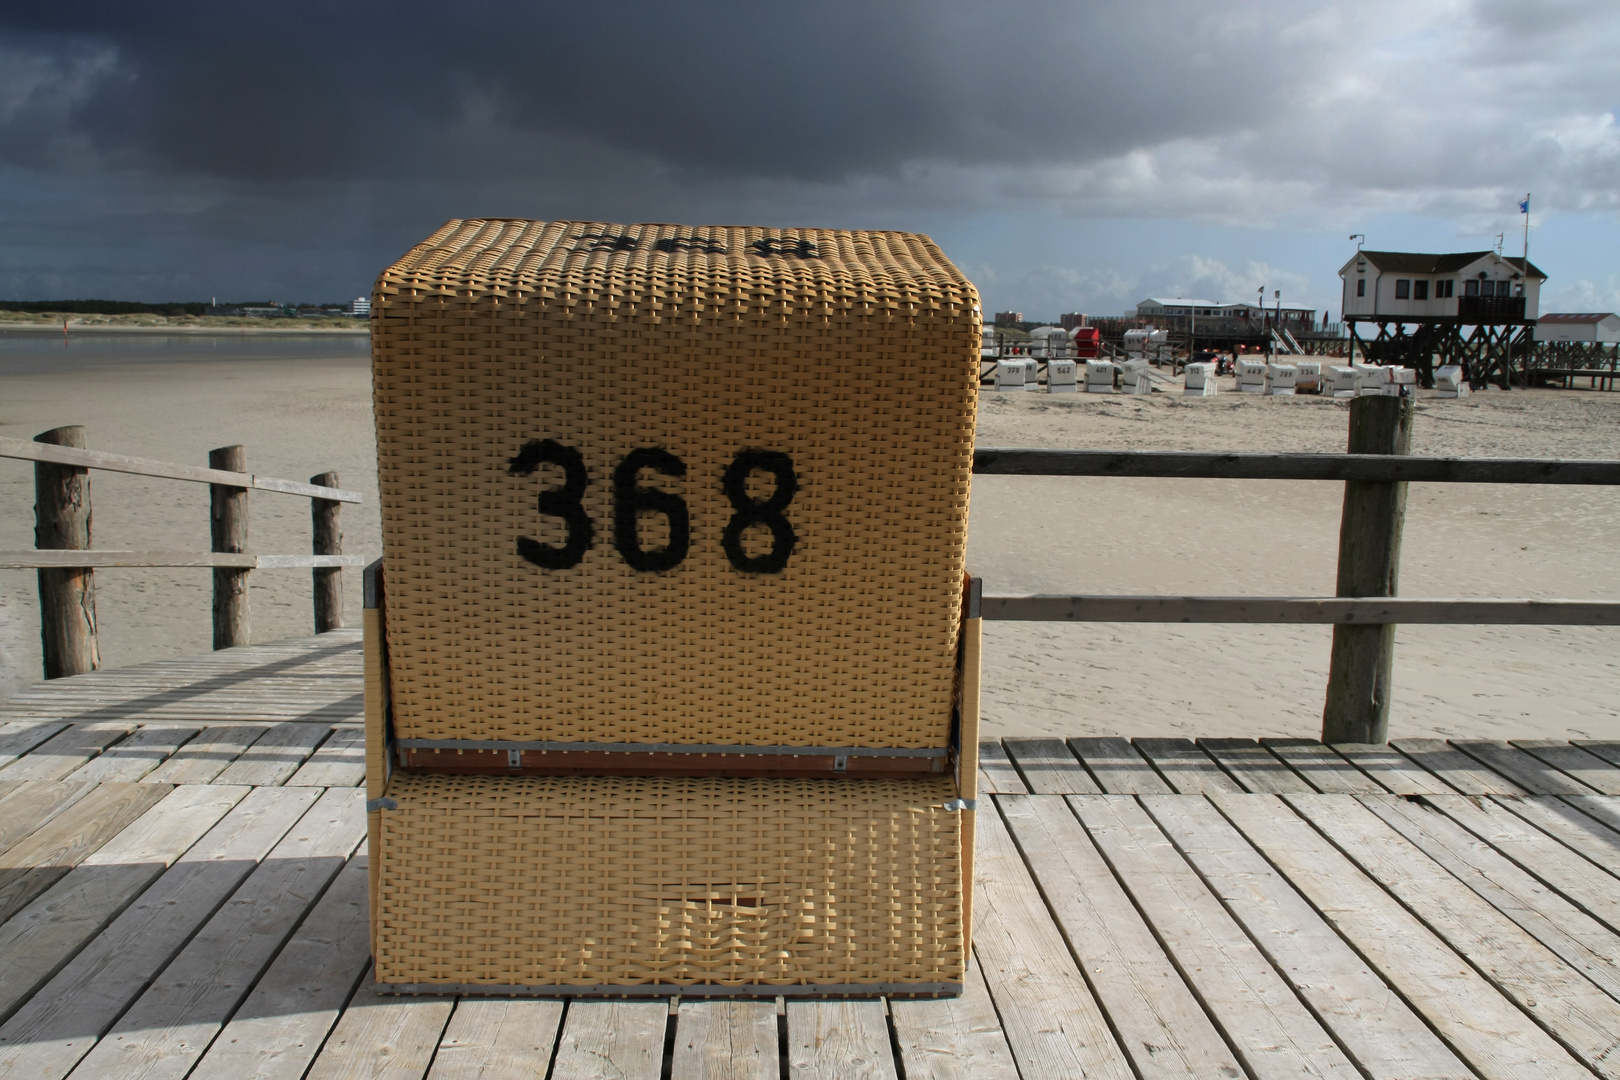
[365,797,398,812]
[508,749,522,769]
[943,798,976,812]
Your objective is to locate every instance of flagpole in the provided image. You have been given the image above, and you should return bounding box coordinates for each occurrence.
[1523,192,1530,265]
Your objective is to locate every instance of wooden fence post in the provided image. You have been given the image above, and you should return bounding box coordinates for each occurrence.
[34,426,100,678]
[210,445,250,648]
[310,470,343,632]
[1322,394,1414,743]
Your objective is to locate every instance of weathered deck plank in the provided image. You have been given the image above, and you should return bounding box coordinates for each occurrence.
[303,968,453,1080]
[1426,794,1620,935]
[0,723,134,782]
[974,800,1131,1079]
[1330,742,1455,794]
[142,724,268,785]
[1143,794,1476,1080]
[212,721,332,787]
[0,781,170,924]
[0,784,246,1025]
[1360,793,1620,1004]
[1002,737,1099,794]
[976,740,1027,795]
[0,787,317,1080]
[0,721,68,770]
[1390,738,1527,795]
[1451,740,1597,795]
[1197,738,1315,794]
[288,725,367,787]
[1262,738,1387,794]
[786,1001,897,1080]
[1002,793,1242,1079]
[550,1001,668,1080]
[68,788,365,1080]
[1070,793,1358,1079]
[1266,793,1601,1079]
[1067,737,1171,794]
[1513,740,1620,795]
[63,726,199,784]
[188,855,374,1080]
[672,1001,778,1080]
[427,998,566,1080]
[889,958,1019,1080]
[1132,738,1243,793]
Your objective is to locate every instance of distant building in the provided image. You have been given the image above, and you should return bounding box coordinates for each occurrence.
[238,305,284,318]
[350,297,371,317]
[993,311,1022,327]
[1058,312,1087,330]
[1535,312,1620,343]
[1134,298,1315,336]
[1339,250,1545,322]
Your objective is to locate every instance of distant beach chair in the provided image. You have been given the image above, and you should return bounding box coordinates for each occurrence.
[1085,359,1116,394]
[1022,357,1042,391]
[1117,357,1152,395]
[1047,357,1079,392]
[1327,365,1358,398]
[1237,358,1268,393]
[1353,364,1384,396]
[1379,365,1417,397]
[1294,361,1323,394]
[1183,361,1217,397]
[1265,363,1298,396]
[1435,364,1470,397]
[995,358,1026,391]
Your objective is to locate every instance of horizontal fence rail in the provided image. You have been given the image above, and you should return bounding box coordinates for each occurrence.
[0,551,368,570]
[0,435,363,502]
[981,594,1620,626]
[973,447,1620,485]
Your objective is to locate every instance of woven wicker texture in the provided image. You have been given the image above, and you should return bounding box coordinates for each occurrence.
[372,220,979,746]
[373,772,964,987]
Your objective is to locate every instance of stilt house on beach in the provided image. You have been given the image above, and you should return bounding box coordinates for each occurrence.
[1338,249,1547,388]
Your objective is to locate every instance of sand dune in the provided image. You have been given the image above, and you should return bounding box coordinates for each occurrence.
[3,343,1617,740]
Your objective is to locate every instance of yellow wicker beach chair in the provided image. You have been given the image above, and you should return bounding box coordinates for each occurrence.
[364,219,981,996]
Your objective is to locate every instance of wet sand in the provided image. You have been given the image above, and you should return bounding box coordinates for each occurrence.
[3,344,1617,741]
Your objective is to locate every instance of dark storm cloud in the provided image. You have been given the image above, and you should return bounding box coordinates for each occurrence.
[2,1,1281,184]
[0,1,1616,306]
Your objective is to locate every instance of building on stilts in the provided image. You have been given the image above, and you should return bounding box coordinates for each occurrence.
[1338,249,1545,389]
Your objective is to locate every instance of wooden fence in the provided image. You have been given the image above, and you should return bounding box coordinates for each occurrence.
[972,395,1620,744]
[1,427,365,679]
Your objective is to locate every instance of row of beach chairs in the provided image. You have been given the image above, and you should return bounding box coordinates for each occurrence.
[998,357,1467,399]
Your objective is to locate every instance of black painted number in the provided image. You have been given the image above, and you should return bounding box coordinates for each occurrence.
[721,450,798,574]
[508,444,796,574]
[508,439,593,569]
[614,448,690,572]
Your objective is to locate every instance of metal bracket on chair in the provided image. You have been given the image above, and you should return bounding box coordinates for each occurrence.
[508,749,523,769]
[366,797,398,812]
[943,798,976,812]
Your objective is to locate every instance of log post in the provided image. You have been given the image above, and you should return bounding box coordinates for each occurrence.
[1322,394,1414,743]
[34,426,100,678]
[310,470,344,632]
[210,445,251,648]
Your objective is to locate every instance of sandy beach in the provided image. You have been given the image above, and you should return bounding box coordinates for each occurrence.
[3,335,1617,741]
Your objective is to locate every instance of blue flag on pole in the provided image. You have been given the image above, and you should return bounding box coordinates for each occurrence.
[1519,197,1530,213]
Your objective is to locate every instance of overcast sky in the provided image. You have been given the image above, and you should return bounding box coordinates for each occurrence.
[2,1,1617,318]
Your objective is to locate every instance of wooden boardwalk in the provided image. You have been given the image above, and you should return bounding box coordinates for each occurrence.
[2,636,1620,1078]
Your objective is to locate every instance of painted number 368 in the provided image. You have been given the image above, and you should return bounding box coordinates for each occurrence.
[506,440,798,574]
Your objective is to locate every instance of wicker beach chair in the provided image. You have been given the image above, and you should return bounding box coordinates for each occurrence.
[364,220,982,996]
